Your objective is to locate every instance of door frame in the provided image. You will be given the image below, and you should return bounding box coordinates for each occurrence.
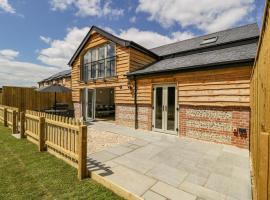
[82,88,96,121]
[152,84,178,135]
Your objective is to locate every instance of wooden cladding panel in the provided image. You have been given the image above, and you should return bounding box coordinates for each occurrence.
[136,65,252,106]
[129,48,156,72]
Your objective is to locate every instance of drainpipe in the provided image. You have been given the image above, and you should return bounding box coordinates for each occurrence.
[134,76,138,129]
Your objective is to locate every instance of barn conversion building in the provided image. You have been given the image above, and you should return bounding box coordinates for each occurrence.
[69,23,259,148]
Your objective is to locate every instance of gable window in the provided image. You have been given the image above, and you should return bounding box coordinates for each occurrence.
[82,43,116,81]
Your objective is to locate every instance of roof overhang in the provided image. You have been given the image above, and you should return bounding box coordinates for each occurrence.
[127,59,254,78]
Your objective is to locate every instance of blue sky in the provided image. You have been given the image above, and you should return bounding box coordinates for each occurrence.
[0,0,266,86]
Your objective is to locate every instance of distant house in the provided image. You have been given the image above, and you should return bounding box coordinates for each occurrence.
[38,69,71,88]
[68,23,259,148]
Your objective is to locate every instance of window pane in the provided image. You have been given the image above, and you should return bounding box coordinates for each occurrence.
[155,87,163,129]
[167,87,175,131]
[107,43,115,57]
[91,63,97,78]
[84,51,91,64]
[91,49,97,61]
[98,61,105,77]
[87,64,91,80]
[106,59,115,77]
[98,46,105,60]
[110,59,115,76]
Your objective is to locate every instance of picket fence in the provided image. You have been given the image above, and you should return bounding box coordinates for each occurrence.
[0,105,87,180]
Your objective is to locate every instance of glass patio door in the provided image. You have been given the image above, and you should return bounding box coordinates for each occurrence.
[153,85,177,134]
[82,88,96,121]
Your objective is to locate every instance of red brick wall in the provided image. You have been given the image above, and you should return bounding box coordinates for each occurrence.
[115,104,152,130]
[179,105,250,148]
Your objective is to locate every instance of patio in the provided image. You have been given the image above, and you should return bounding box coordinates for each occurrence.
[87,121,251,200]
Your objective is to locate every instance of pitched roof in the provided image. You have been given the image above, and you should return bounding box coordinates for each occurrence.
[150,23,259,57]
[128,42,257,76]
[68,26,158,65]
[38,69,71,83]
[128,23,259,76]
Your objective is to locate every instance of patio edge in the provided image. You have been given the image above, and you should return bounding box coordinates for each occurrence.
[89,170,143,200]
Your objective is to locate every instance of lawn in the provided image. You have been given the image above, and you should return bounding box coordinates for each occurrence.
[0,124,123,200]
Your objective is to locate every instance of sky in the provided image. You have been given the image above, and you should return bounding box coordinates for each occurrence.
[0,0,266,87]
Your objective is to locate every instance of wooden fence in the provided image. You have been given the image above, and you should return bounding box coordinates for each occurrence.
[0,105,19,134]
[0,105,87,180]
[1,86,73,112]
[250,1,270,200]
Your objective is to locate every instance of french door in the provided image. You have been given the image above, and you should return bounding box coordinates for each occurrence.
[153,85,177,135]
[82,88,96,121]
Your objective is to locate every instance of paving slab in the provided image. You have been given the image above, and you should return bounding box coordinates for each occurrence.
[95,165,157,197]
[113,154,157,174]
[142,190,167,200]
[180,181,226,200]
[151,181,197,200]
[146,163,188,187]
[87,121,251,200]
[88,150,118,162]
[106,145,134,156]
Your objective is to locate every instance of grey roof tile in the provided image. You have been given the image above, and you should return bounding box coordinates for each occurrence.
[151,23,259,56]
[39,69,71,83]
[128,42,257,76]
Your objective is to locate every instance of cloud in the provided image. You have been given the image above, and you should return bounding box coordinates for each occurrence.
[136,0,255,33]
[40,36,52,44]
[0,0,15,14]
[130,16,136,23]
[118,28,194,48]
[38,27,89,67]
[0,49,60,87]
[50,0,123,18]
[0,49,19,60]
[38,26,195,67]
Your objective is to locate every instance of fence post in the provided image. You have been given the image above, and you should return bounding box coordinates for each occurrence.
[78,125,87,180]
[12,110,16,134]
[20,112,25,138]
[38,116,45,152]
[3,108,7,127]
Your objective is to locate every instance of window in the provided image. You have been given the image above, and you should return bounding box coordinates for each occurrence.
[200,36,218,45]
[82,43,116,81]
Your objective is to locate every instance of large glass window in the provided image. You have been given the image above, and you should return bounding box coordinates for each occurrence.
[82,43,115,81]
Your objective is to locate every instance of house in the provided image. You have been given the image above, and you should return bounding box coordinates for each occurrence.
[38,69,71,88]
[69,23,259,148]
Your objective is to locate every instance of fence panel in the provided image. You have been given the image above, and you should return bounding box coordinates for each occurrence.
[25,111,41,145]
[24,110,87,179]
[0,106,5,123]
[45,115,81,168]
[1,86,73,112]
[250,1,270,199]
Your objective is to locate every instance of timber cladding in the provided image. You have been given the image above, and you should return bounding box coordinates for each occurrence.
[71,32,156,104]
[135,65,252,107]
[250,1,270,199]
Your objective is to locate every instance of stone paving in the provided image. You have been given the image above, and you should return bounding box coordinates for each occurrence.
[87,121,252,200]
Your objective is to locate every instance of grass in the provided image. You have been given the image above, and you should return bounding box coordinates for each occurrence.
[0,124,123,200]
